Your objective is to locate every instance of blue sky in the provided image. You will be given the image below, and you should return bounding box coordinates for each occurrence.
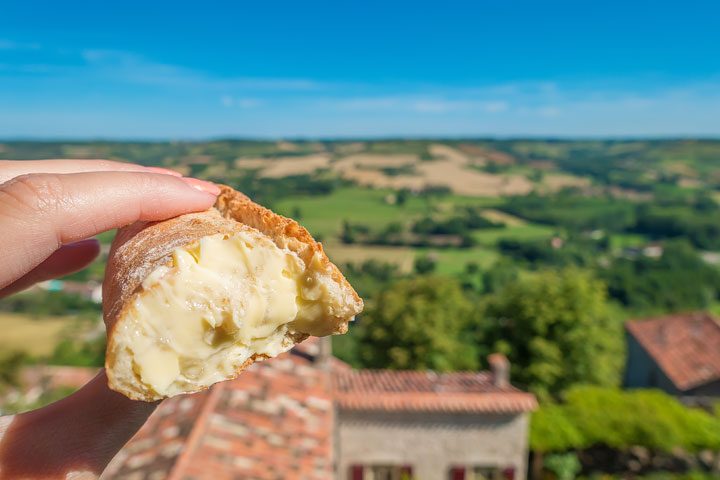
[1,0,719,138]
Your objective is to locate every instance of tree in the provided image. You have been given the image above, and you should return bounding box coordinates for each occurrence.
[603,240,720,313]
[396,188,410,206]
[413,255,437,274]
[480,259,519,293]
[481,268,623,399]
[340,220,356,244]
[356,276,479,371]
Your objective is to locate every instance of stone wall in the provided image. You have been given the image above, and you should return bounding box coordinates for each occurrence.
[336,410,530,479]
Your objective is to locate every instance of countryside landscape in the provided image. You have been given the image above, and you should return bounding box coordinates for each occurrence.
[3,139,720,479]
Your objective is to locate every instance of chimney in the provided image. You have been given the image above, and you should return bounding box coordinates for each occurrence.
[317,336,332,370]
[488,353,510,388]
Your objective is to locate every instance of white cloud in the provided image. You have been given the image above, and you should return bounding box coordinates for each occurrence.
[220,96,263,108]
[236,98,263,108]
[331,97,401,110]
[80,49,321,91]
[330,97,509,114]
[410,99,508,113]
[221,95,234,107]
[0,39,41,50]
[483,101,509,113]
[537,106,561,117]
[411,100,455,113]
[2,40,720,136]
[0,63,57,74]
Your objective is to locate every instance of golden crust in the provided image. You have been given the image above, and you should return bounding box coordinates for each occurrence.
[214,185,363,328]
[103,185,362,401]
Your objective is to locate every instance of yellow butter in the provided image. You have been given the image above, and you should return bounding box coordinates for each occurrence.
[120,230,321,397]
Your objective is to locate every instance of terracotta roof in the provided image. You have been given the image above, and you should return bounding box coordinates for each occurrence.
[105,346,334,480]
[332,369,537,414]
[104,390,212,479]
[174,351,334,480]
[99,338,536,478]
[626,312,720,391]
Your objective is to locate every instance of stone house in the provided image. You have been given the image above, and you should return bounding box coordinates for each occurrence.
[624,312,720,400]
[95,339,536,479]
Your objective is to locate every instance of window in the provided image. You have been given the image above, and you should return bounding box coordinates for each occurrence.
[448,466,515,480]
[350,465,413,480]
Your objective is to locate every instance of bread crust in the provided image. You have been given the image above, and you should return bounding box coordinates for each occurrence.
[214,185,363,332]
[103,185,362,401]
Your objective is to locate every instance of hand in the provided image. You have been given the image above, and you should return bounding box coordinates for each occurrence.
[0,159,220,479]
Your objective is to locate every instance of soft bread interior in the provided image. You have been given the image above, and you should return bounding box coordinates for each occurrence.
[108,225,345,400]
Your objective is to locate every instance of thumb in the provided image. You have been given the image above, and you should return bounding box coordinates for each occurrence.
[0,172,219,289]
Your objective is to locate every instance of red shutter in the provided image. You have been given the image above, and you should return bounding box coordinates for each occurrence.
[502,467,515,480]
[449,466,466,480]
[350,465,364,480]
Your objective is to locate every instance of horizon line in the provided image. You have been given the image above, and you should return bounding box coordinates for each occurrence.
[2,134,720,143]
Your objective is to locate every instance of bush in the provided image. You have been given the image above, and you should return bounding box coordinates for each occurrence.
[0,290,100,317]
[0,351,30,388]
[531,387,720,453]
[545,453,582,480]
[580,472,719,480]
[531,404,584,453]
[49,336,106,367]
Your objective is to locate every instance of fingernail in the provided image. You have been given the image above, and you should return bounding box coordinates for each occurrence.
[182,177,221,195]
[62,238,100,249]
[146,167,183,177]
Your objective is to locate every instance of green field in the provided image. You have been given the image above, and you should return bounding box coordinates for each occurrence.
[413,247,499,274]
[472,224,556,247]
[274,187,540,274]
[609,233,649,250]
[324,242,416,271]
[275,187,501,238]
[0,314,75,356]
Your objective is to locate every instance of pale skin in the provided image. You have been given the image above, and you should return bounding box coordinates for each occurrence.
[0,160,221,479]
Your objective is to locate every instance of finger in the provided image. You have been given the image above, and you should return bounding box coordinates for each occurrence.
[0,159,181,184]
[0,172,218,289]
[0,239,100,298]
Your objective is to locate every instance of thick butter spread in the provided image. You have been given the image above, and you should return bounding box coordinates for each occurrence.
[119,231,315,397]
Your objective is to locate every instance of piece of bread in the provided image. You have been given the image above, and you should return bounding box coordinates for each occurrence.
[103,185,363,401]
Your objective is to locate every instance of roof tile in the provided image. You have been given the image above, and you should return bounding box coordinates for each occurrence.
[626,312,720,391]
[332,369,537,413]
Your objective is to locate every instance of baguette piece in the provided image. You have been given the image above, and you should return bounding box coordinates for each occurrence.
[103,186,363,401]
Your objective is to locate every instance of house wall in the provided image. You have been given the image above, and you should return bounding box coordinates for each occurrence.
[336,410,530,480]
[623,332,679,394]
[686,379,720,397]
